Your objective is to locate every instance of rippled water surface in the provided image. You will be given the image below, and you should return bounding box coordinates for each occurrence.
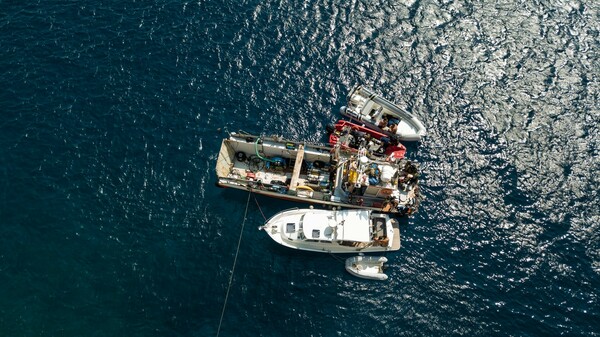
[1,0,599,336]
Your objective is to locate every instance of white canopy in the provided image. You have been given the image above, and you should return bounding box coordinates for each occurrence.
[302,210,371,242]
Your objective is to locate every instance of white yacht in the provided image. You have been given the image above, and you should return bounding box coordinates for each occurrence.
[260,208,401,253]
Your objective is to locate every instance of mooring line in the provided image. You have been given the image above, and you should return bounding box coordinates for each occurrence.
[216,190,252,337]
[329,253,346,265]
[253,194,267,221]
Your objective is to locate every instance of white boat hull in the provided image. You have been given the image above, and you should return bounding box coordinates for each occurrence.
[340,85,426,141]
[345,256,389,280]
[261,208,400,253]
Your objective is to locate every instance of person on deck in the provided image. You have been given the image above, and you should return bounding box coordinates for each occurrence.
[378,116,389,129]
[387,118,399,133]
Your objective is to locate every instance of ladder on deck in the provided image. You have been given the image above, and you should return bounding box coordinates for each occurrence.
[288,144,305,191]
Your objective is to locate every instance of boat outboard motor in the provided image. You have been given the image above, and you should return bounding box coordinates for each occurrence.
[325,123,336,134]
[350,129,365,139]
[397,204,409,216]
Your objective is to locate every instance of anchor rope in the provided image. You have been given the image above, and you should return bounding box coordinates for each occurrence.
[253,194,267,221]
[216,190,252,337]
[329,253,346,265]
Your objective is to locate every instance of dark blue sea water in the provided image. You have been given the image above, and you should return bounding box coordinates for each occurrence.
[1,1,599,336]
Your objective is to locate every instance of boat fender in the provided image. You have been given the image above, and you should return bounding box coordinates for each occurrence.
[235,151,247,162]
[348,170,358,184]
